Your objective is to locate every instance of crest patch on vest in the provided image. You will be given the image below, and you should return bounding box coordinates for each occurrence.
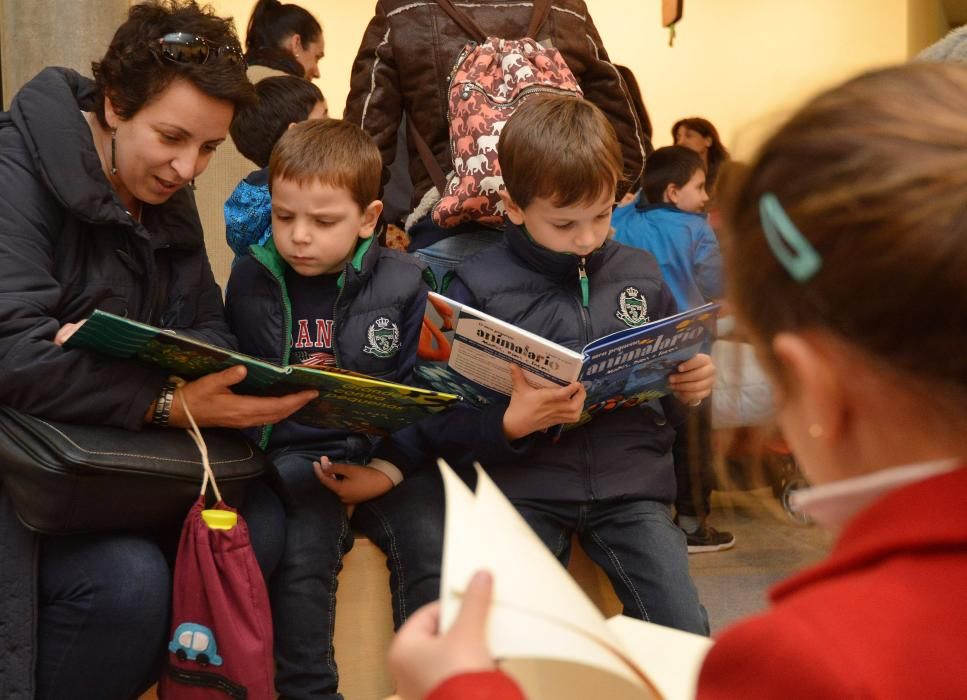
[363,316,401,358]
[615,287,650,327]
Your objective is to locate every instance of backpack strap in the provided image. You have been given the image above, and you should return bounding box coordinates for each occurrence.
[412,0,555,194]
[434,0,552,41]
[526,0,553,39]
[407,115,449,195]
[434,0,487,42]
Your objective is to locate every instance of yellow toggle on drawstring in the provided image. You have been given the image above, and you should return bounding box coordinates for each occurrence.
[202,510,237,530]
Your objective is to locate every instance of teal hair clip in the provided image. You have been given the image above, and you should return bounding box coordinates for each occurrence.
[759,192,822,282]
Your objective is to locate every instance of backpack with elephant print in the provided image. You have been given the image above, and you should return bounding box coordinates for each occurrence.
[411,0,583,229]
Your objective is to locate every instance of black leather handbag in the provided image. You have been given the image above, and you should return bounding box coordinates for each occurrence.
[0,406,266,534]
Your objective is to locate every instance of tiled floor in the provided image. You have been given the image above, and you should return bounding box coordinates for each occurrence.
[689,487,831,633]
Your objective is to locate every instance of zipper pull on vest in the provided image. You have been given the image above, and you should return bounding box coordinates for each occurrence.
[578,258,589,308]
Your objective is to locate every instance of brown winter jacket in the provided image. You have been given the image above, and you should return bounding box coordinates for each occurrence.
[344,0,647,220]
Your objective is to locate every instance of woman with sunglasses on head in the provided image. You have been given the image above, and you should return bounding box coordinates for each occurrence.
[0,2,318,698]
[245,0,324,80]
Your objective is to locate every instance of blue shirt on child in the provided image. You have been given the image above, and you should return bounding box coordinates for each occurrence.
[225,167,273,261]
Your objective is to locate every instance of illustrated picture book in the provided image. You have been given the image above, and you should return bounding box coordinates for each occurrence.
[65,311,460,435]
[437,460,713,699]
[415,292,717,428]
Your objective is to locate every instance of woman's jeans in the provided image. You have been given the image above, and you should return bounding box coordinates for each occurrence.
[36,479,284,700]
[269,447,446,700]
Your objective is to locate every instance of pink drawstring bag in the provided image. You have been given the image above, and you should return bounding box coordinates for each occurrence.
[158,385,275,699]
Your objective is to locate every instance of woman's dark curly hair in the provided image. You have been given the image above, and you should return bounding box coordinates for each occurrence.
[91,0,255,129]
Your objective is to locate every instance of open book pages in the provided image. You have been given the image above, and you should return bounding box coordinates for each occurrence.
[438,460,713,699]
[416,293,718,427]
[416,292,583,406]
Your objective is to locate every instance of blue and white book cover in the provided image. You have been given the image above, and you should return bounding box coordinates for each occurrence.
[414,292,583,407]
[577,303,719,425]
[415,293,717,425]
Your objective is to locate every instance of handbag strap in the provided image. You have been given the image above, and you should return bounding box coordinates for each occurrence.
[173,379,223,503]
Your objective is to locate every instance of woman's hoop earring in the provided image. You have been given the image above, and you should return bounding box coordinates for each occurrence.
[110,129,118,176]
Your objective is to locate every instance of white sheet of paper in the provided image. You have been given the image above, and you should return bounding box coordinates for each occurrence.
[439,461,680,697]
[439,462,625,646]
[606,615,713,700]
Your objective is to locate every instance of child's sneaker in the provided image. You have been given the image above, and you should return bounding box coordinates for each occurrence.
[683,524,735,553]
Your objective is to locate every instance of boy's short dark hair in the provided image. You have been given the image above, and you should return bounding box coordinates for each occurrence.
[269,119,381,210]
[230,76,324,167]
[498,95,625,208]
[643,146,706,205]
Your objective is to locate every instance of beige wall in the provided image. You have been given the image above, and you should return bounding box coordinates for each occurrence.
[908,0,950,55]
[594,0,913,158]
[1,1,952,154]
[1,0,128,108]
[209,0,949,162]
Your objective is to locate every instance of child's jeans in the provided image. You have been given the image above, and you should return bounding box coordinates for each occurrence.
[512,496,709,635]
[269,445,446,700]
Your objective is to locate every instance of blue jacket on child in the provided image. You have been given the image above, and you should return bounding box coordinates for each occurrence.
[383,221,685,503]
[225,235,428,458]
[224,167,273,261]
[612,199,723,312]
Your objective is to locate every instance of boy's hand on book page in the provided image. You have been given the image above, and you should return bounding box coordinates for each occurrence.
[167,365,319,428]
[502,365,586,441]
[53,320,86,346]
[389,570,497,700]
[668,353,715,406]
[314,456,394,504]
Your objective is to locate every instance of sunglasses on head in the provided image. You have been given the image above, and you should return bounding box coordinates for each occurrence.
[155,32,245,66]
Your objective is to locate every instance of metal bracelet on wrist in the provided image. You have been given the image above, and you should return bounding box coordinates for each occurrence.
[151,380,177,426]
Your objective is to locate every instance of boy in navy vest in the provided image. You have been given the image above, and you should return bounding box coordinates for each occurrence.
[225,119,434,700]
[388,96,715,634]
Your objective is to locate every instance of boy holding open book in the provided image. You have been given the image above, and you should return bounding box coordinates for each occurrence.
[390,95,714,634]
[224,118,433,700]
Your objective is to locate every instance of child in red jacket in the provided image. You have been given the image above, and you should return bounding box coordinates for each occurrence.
[387,61,967,699]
